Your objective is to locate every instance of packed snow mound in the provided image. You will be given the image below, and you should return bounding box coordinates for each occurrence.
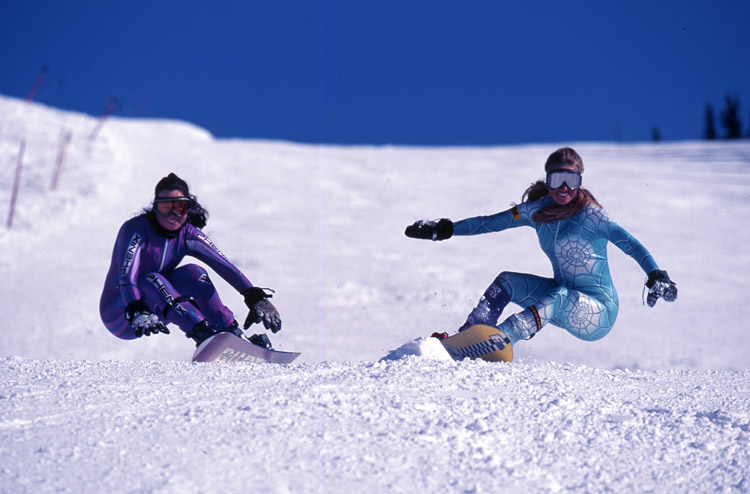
[380,336,454,361]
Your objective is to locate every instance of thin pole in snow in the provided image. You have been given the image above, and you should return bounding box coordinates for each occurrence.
[50,129,72,190]
[89,97,118,141]
[7,140,26,229]
[26,66,49,103]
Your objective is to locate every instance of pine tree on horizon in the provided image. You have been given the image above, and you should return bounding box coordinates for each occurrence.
[652,125,661,142]
[704,102,717,140]
[720,94,742,139]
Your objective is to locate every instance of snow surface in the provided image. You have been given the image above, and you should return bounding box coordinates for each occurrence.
[1,95,749,493]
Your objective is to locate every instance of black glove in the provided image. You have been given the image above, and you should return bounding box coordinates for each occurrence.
[645,270,678,307]
[405,219,454,241]
[124,300,170,337]
[242,287,282,333]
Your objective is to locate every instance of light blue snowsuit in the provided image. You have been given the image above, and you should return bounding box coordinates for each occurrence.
[453,197,659,345]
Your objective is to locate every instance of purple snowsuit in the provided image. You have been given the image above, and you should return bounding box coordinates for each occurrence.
[100,213,252,340]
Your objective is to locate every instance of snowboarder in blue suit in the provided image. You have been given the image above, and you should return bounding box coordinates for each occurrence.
[405,147,677,346]
[100,173,281,347]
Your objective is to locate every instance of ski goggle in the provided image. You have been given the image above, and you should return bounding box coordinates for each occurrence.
[546,171,582,190]
[154,197,190,217]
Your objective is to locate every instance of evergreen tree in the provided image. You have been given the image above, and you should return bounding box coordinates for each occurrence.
[720,94,742,139]
[652,126,661,142]
[704,103,717,140]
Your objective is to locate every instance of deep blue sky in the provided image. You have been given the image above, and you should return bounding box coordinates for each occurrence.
[2,1,749,145]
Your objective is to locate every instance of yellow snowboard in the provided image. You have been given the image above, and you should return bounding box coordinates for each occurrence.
[438,324,513,362]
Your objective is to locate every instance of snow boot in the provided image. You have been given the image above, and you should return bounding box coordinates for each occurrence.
[185,320,219,346]
[225,319,243,338]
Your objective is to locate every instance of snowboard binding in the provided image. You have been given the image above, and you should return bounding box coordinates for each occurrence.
[226,319,274,350]
[247,333,273,350]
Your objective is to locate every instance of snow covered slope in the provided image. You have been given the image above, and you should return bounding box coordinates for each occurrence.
[1,95,749,493]
[3,355,749,493]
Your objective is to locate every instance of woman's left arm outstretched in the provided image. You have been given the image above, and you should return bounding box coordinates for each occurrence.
[606,215,677,307]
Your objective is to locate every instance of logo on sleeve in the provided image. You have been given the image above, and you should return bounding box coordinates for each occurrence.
[122,233,142,277]
[196,232,227,259]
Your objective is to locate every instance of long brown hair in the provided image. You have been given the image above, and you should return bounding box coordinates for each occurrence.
[522,148,602,223]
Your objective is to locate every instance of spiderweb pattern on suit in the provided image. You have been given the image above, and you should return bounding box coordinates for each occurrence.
[498,209,619,341]
[455,201,658,343]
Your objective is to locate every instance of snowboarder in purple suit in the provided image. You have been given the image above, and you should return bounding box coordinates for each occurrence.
[100,173,281,346]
